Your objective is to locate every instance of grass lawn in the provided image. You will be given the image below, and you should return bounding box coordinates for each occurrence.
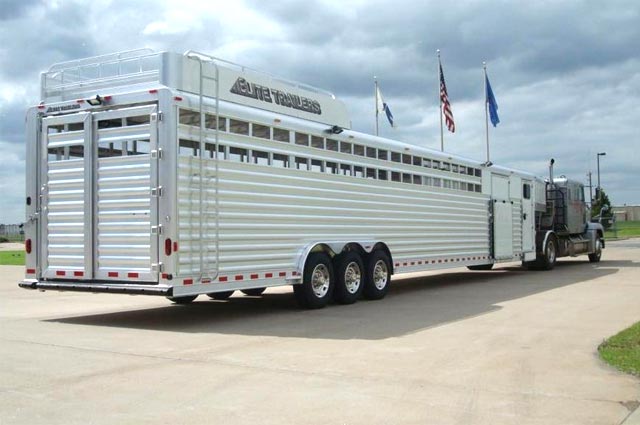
[599,322,640,377]
[605,220,640,239]
[0,250,25,266]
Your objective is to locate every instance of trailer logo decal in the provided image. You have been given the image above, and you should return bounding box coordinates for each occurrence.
[230,77,322,115]
[45,104,81,114]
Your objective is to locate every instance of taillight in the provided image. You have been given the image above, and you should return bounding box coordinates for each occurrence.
[165,238,172,256]
[25,239,32,254]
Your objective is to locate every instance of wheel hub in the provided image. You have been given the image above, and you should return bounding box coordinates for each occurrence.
[344,262,362,294]
[373,260,388,290]
[311,264,330,298]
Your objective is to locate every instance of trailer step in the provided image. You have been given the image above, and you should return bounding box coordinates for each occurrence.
[19,280,171,296]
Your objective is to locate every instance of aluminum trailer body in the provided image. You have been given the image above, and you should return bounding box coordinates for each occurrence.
[21,49,556,307]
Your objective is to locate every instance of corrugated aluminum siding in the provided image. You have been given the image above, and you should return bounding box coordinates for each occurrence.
[96,155,152,274]
[46,158,86,271]
[177,158,490,277]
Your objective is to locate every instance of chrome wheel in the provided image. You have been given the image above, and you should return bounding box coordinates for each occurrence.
[344,261,362,294]
[547,240,556,264]
[372,260,388,290]
[311,264,331,298]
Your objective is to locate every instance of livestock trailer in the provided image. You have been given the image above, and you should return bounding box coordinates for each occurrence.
[21,49,555,308]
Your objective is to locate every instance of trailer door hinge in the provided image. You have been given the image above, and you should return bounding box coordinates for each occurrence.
[151,186,164,197]
[157,112,164,121]
[151,225,163,235]
[151,262,164,272]
[151,148,163,159]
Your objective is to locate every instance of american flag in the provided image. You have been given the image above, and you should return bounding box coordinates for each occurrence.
[439,63,455,133]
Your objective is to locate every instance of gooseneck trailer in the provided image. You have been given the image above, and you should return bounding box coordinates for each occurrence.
[20,49,605,308]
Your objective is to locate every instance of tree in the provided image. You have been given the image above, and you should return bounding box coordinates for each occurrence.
[591,188,613,229]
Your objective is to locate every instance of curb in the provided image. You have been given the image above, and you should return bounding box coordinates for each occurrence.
[623,406,640,425]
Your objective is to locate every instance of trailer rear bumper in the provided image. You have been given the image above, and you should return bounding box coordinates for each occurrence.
[19,279,172,296]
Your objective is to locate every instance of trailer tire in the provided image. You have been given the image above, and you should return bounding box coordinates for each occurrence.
[588,238,603,263]
[333,251,364,304]
[536,237,557,271]
[207,291,234,300]
[294,252,334,309]
[467,264,494,271]
[363,250,391,300]
[241,287,266,296]
[168,295,197,304]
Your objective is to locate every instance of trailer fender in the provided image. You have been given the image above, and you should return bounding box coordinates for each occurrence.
[539,230,556,254]
[294,240,386,280]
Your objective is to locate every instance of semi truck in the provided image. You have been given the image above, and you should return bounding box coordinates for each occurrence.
[19,49,605,308]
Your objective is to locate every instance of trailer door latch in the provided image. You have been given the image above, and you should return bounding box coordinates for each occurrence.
[151,186,164,197]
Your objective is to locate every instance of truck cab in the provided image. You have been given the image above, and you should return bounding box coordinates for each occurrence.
[529,160,605,270]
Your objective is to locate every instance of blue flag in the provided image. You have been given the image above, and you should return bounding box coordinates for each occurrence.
[376,86,394,127]
[486,75,500,127]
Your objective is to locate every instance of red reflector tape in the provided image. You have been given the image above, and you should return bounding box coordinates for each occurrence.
[76,99,85,103]
[411,262,415,265]
[37,104,45,109]
[26,268,36,274]
[108,272,119,277]
[103,95,112,101]
[219,276,228,282]
[184,279,193,285]
[161,273,168,279]
[250,274,259,279]
[279,272,286,277]
[265,272,273,278]
[174,96,183,101]
[56,271,65,276]
[149,89,158,94]
[234,275,243,281]
[128,272,139,278]
[74,271,84,277]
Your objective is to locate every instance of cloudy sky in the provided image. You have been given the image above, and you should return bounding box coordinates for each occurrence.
[1,0,638,223]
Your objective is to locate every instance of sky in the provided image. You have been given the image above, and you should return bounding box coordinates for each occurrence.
[1,0,639,223]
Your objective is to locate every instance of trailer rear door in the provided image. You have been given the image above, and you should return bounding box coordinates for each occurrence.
[40,105,159,282]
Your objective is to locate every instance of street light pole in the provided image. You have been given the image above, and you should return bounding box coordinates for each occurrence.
[587,171,593,206]
[596,152,606,200]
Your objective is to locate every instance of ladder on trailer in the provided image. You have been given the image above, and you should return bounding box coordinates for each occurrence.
[183,51,221,281]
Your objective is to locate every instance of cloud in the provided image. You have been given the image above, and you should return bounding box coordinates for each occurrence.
[0,0,639,224]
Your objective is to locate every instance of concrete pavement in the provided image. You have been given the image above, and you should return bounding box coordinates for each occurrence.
[1,240,639,424]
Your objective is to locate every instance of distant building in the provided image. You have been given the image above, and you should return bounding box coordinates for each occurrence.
[612,205,640,222]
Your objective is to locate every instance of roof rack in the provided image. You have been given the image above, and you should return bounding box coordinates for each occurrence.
[41,48,162,101]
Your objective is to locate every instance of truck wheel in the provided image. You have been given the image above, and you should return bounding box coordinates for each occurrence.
[467,264,494,271]
[588,239,603,263]
[241,287,266,296]
[333,251,364,304]
[294,252,334,309]
[207,291,234,300]
[363,250,391,300]
[537,237,557,271]
[167,295,197,304]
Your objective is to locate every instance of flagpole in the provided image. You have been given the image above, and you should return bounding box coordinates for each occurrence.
[437,50,444,151]
[374,76,379,136]
[483,61,490,164]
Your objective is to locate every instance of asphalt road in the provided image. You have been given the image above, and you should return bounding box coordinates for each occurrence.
[1,241,639,425]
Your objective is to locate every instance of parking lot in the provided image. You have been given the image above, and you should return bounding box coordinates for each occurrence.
[1,240,639,425]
